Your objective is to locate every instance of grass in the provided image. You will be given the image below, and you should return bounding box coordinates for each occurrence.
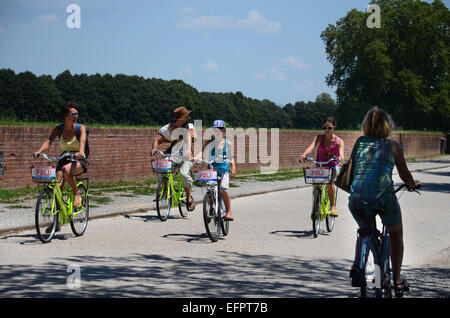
[0,167,302,208]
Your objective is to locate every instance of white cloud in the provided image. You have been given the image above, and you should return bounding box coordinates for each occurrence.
[177,7,198,16]
[177,14,233,30]
[201,60,219,72]
[270,67,286,81]
[177,10,281,35]
[254,56,307,82]
[180,66,193,77]
[237,10,281,35]
[281,57,308,70]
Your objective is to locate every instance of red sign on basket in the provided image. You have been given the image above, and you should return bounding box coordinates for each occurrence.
[304,167,331,184]
[195,169,217,182]
[31,166,56,181]
[152,159,172,172]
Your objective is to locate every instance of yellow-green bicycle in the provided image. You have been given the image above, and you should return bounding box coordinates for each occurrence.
[32,152,89,243]
[303,156,340,238]
[152,150,189,221]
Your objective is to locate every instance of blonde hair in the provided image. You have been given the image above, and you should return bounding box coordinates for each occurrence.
[361,107,394,138]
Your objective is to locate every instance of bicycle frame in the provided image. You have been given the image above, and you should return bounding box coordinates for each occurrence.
[47,179,87,224]
[159,169,185,207]
[35,153,88,225]
[314,184,336,221]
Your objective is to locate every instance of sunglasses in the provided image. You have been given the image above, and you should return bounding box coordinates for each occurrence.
[323,126,334,130]
[67,112,79,117]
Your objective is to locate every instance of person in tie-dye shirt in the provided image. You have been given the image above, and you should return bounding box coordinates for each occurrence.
[348,107,421,296]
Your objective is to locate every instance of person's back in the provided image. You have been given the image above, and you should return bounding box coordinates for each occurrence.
[351,136,395,202]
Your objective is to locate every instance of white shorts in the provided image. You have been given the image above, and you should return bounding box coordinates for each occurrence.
[218,172,230,192]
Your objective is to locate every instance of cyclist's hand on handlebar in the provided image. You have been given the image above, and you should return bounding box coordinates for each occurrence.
[74,152,85,159]
[33,152,40,158]
[408,180,422,191]
[299,155,306,163]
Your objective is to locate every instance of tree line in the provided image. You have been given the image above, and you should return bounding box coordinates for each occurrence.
[0,68,337,129]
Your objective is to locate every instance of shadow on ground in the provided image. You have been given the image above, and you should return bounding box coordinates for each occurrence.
[0,251,447,298]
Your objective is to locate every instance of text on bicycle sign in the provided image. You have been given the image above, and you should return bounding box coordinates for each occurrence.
[152,159,172,171]
[195,169,217,182]
[31,166,56,181]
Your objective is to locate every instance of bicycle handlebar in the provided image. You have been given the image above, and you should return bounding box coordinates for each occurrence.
[35,151,77,163]
[395,183,422,194]
[152,150,187,160]
[194,155,234,165]
[304,155,340,165]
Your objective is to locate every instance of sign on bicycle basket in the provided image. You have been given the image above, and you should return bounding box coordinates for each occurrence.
[31,166,56,182]
[303,167,332,184]
[195,169,217,183]
[152,159,172,172]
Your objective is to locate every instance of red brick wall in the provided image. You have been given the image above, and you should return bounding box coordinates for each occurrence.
[0,126,444,189]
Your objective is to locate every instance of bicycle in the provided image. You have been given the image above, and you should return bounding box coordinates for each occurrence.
[194,157,232,242]
[31,152,89,243]
[350,183,421,298]
[303,156,340,238]
[152,150,189,221]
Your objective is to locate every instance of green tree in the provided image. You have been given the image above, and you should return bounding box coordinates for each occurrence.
[321,0,449,131]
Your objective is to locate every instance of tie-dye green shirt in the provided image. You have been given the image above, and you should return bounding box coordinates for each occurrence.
[351,136,395,201]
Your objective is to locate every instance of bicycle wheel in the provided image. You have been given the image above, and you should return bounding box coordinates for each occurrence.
[219,199,229,236]
[35,187,58,243]
[312,187,321,238]
[156,177,171,221]
[70,182,89,236]
[203,192,220,242]
[178,187,189,218]
[325,187,336,232]
[380,234,393,298]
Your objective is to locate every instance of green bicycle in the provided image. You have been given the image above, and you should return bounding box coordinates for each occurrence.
[152,150,189,221]
[32,152,89,243]
[303,156,339,238]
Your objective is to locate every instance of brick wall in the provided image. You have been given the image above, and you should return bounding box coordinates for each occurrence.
[0,126,444,189]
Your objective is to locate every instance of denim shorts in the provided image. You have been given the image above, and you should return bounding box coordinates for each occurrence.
[348,191,402,227]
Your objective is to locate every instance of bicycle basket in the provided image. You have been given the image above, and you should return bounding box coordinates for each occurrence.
[194,169,217,184]
[30,165,56,183]
[303,167,332,184]
[152,159,172,173]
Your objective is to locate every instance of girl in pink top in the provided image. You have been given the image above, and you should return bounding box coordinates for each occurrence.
[299,117,344,216]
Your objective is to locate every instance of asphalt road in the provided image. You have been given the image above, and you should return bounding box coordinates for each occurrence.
[0,167,449,298]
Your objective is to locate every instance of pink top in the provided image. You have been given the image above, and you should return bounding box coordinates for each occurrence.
[316,135,340,167]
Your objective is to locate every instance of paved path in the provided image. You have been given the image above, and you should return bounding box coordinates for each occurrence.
[0,156,449,298]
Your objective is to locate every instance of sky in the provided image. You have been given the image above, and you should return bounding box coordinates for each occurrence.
[0,0,438,106]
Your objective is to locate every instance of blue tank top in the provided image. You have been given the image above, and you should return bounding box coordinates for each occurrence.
[209,138,230,175]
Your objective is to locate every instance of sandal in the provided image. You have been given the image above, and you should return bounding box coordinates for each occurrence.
[330,209,339,217]
[186,196,196,211]
[394,279,410,297]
